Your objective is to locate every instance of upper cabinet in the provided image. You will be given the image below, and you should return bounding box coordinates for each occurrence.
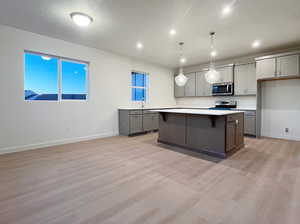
[184,73,196,96]
[196,71,212,96]
[256,53,300,80]
[234,63,257,95]
[217,66,234,83]
[256,58,276,79]
[174,75,185,97]
[276,54,299,77]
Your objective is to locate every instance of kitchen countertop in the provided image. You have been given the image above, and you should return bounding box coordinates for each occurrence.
[151,109,244,116]
[118,106,256,111]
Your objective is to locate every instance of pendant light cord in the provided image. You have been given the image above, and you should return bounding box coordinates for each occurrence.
[209,32,215,68]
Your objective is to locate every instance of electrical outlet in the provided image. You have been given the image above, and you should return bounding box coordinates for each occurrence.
[285,128,289,133]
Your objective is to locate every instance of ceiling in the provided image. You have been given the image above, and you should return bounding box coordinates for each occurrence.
[1,0,300,68]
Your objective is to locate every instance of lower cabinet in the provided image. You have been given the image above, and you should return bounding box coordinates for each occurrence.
[244,112,256,136]
[226,114,244,152]
[119,109,159,136]
[143,113,159,132]
[129,115,143,134]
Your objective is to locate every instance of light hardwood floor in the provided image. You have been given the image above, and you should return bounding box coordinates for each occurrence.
[0,134,300,224]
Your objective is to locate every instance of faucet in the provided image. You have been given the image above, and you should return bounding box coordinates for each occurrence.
[141,100,145,109]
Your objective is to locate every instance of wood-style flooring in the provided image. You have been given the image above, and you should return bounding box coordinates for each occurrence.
[0,133,300,224]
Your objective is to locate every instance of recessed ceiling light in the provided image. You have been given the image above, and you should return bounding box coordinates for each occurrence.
[180,57,186,64]
[222,5,232,15]
[70,12,93,27]
[210,50,217,57]
[41,56,51,61]
[136,42,143,49]
[169,29,177,36]
[252,40,261,48]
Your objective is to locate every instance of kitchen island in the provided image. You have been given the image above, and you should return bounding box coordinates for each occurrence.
[152,109,244,158]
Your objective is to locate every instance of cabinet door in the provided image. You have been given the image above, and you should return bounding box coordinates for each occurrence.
[234,65,248,95]
[277,54,299,77]
[196,71,205,96]
[226,120,237,152]
[174,75,185,97]
[256,58,276,79]
[246,64,257,95]
[143,113,159,131]
[218,66,233,83]
[204,75,213,96]
[129,115,143,134]
[244,115,256,135]
[184,73,196,96]
[234,63,256,95]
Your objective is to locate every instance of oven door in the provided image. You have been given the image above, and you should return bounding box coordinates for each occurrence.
[212,83,233,96]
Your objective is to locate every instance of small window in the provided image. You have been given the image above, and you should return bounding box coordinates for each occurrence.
[131,72,148,101]
[24,51,88,101]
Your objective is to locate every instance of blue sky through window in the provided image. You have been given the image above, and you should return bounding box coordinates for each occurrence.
[25,53,58,95]
[24,52,88,101]
[62,60,87,99]
[131,72,148,101]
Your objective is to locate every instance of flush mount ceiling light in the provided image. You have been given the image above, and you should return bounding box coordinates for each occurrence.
[205,32,221,84]
[175,42,188,87]
[136,42,143,49]
[70,12,93,27]
[169,29,177,36]
[252,40,261,48]
[41,56,51,61]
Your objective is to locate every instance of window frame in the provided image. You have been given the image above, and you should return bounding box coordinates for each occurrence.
[23,50,89,102]
[131,70,149,102]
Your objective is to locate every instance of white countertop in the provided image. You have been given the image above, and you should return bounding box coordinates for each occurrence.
[151,109,244,116]
[118,106,256,111]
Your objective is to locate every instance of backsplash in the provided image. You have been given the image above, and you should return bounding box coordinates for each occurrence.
[176,96,256,109]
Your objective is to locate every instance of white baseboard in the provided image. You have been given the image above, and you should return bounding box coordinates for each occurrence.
[0,132,119,155]
[261,135,300,141]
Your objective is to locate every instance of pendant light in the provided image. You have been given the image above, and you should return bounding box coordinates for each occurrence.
[205,32,220,84]
[175,42,188,87]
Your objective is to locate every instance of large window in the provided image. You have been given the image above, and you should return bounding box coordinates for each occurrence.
[131,71,148,101]
[24,51,88,101]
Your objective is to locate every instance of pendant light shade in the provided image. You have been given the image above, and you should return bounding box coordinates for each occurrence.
[175,68,188,87]
[205,63,220,84]
[175,42,188,87]
[205,32,221,84]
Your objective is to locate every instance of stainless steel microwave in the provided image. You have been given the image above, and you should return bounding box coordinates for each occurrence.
[212,82,234,96]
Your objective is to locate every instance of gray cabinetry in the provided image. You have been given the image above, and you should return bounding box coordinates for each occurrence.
[143,113,159,132]
[234,63,257,95]
[174,75,185,97]
[256,58,276,79]
[217,66,233,83]
[130,115,143,133]
[158,112,244,158]
[119,109,159,136]
[244,115,256,135]
[226,113,244,152]
[158,113,186,146]
[244,111,256,136]
[184,72,196,96]
[276,54,299,77]
[196,71,212,96]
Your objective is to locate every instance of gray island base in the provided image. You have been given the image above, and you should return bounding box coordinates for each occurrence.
[152,109,245,158]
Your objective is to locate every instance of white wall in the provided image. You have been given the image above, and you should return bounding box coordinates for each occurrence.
[0,25,176,154]
[176,96,256,109]
[261,79,300,141]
